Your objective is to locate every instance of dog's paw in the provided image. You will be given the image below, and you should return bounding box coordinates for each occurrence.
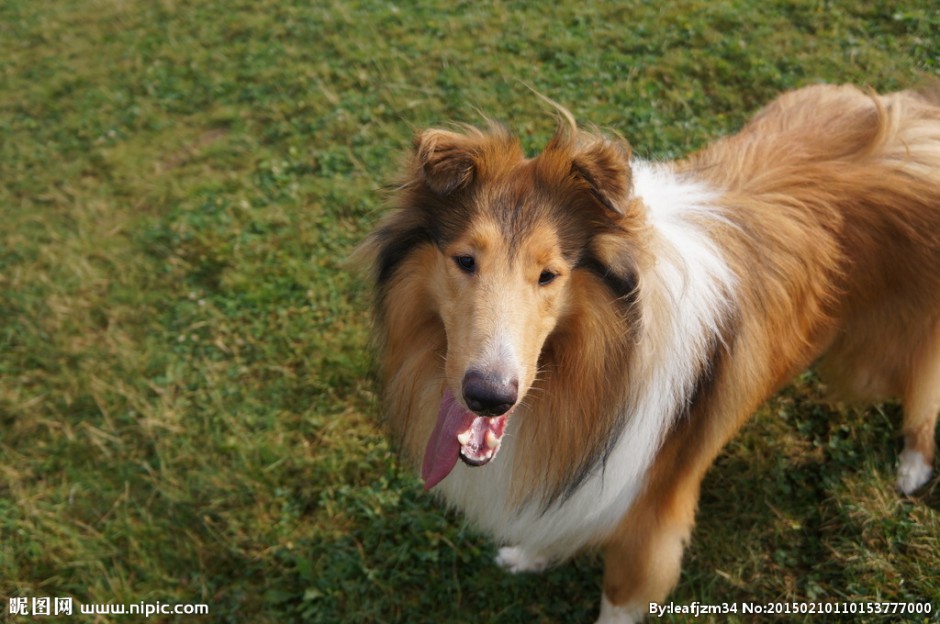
[494,546,549,574]
[596,594,644,624]
[897,449,933,495]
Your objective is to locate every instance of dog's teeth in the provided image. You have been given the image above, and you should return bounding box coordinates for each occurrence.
[457,430,472,446]
[485,430,500,449]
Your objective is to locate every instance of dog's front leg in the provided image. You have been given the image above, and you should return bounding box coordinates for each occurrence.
[596,459,703,624]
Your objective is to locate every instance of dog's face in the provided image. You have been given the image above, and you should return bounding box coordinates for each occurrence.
[372,124,641,486]
[434,205,571,420]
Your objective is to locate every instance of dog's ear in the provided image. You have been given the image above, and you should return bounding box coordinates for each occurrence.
[413,129,479,196]
[571,137,632,215]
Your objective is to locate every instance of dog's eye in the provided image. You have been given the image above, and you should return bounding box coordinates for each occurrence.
[454,255,476,273]
[538,270,557,286]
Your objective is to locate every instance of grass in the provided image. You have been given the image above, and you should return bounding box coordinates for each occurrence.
[1,1,938,622]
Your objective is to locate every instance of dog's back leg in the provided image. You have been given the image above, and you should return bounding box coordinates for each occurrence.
[897,321,940,494]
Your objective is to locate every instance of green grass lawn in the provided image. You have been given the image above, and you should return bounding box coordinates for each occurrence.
[1,1,938,622]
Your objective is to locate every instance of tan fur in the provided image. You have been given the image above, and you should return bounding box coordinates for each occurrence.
[359,83,940,619]
[601,84,940,612]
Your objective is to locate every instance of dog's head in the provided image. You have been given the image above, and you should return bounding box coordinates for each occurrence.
[367,119,645,488]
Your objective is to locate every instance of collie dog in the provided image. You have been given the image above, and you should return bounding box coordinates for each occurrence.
[358,84,940,623]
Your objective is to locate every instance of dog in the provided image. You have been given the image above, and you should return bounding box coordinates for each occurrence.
[357,84,940,623]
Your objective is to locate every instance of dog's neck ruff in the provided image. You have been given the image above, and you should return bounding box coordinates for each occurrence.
[435,161,737,560]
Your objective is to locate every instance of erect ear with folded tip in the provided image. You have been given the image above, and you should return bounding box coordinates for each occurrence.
[571,137,633,215]
[413,129,479,196]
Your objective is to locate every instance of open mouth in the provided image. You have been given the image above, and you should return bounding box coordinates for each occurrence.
[421,389,511,490]
[457,411,507,466]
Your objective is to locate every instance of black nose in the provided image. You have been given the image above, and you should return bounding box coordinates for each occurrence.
[462,370,518,416]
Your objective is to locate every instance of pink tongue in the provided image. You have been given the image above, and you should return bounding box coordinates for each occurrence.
[422,389,475,490]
